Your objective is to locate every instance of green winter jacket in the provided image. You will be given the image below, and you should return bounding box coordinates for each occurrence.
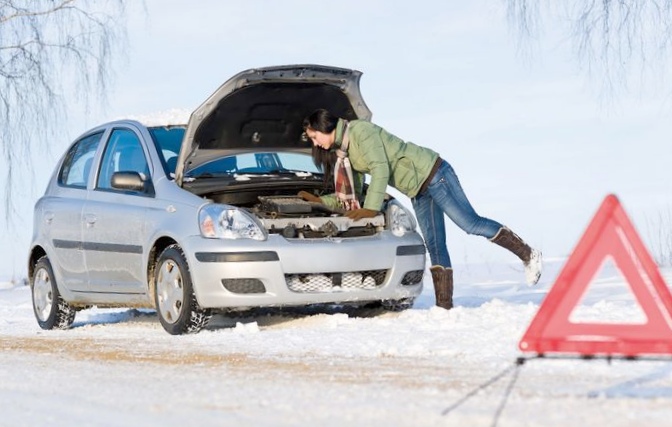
[320,119,439,211]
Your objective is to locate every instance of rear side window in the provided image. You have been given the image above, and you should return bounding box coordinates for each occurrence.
[58,132,103,188]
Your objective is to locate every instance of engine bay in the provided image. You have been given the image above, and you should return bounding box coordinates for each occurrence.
[202,188,385,238]
[252,195,384,238]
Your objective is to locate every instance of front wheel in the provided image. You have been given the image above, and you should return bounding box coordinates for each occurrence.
[31,256,76,330]
[154,245,211,335]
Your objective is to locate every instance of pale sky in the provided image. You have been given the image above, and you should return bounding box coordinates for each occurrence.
[1,0,671,278]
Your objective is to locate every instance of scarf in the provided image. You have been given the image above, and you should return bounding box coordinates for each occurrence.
[334,122,361,211]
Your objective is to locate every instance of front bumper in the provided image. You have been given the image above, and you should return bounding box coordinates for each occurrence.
[182,231,426,309]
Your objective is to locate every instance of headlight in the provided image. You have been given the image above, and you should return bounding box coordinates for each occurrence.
[199,204,267,241]
[386,201,417,237]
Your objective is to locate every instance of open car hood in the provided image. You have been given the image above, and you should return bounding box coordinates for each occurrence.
[175,64,372,186]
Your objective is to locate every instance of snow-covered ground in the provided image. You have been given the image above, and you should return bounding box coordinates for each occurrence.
[2,258,672,427]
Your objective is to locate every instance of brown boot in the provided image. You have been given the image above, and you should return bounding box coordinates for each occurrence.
[490,227,542,285]
[430,266,453,310]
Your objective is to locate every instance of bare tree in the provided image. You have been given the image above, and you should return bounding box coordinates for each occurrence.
[0,0,131,215]
[504,1,672,97]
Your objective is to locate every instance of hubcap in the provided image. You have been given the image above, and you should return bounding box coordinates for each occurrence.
[156,259,184,324]
[33,267,53,322]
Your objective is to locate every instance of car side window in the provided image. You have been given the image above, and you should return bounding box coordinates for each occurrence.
[97,128,150,191]
[58,132,103,188]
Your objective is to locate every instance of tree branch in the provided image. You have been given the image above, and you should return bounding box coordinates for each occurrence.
[0,0,76,25]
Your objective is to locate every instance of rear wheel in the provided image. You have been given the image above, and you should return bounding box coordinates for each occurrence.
[154,245,211,335]
[31,256,76,330]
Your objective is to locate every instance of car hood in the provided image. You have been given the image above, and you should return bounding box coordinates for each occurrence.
[175,64,372,186]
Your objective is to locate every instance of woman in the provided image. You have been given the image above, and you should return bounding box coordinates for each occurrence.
[300,109,542,310]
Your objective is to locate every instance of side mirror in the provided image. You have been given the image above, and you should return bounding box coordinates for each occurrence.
[111,171,154,195]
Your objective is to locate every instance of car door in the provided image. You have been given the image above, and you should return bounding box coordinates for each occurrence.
[82,127,152,294]
[41,131,104,292]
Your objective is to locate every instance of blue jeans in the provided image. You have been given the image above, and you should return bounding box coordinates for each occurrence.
[411,159,502,268]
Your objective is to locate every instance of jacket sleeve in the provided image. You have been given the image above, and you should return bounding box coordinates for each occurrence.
[351,125,389,211]
[319,193,339,209]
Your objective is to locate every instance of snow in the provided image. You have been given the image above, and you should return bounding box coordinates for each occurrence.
[2,259,672,426]
[118,108,191,127]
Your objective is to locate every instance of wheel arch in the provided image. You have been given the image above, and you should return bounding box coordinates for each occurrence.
[28,245,48,283]
[147,236,178,305]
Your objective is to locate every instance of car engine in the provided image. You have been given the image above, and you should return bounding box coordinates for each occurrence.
[251,196,383,238]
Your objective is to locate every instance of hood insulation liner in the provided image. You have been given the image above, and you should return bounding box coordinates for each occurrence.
[194,83,358,151]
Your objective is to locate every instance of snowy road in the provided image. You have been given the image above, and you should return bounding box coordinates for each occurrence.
[2,260,672,426]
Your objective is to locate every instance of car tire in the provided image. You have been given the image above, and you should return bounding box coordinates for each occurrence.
[31,256,76,330]
[381,297,415,312]
[154,244,211,335]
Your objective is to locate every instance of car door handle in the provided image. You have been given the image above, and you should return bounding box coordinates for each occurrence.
[84,213,97,227]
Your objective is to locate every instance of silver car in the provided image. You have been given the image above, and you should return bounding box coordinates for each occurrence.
[29,65,426,334]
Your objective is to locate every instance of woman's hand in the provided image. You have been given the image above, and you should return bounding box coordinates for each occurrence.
[298,191,322,204]
[344,208,378,220]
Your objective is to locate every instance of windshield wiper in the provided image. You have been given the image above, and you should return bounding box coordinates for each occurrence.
[188,169,317,179]
[267,168,316,175]
[185,172,228,180]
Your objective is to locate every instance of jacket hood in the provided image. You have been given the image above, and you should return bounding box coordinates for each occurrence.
[175,64,372,186]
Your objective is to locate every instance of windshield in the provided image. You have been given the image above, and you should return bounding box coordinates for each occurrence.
[187,152,320,177]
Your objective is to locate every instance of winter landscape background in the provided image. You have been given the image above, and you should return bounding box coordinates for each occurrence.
[1,1,672,426]
[1,1,671,279]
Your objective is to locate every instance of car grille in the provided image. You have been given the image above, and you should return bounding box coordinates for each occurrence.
[286,269,387,293]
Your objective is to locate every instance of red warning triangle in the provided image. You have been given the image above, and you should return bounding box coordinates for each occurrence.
[519,194,672,357]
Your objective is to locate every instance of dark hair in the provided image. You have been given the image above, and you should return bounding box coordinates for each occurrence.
[302,109,339,133]
[312,145,337,187]
[303,109,341,187]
